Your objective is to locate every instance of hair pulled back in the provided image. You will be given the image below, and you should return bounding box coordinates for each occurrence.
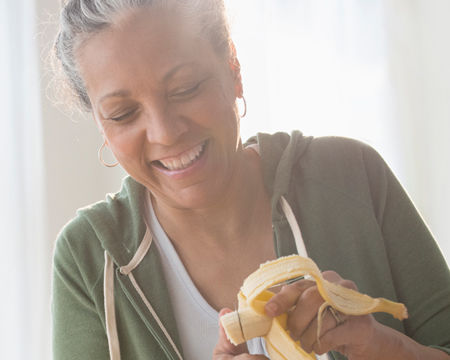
[53,0,232,111]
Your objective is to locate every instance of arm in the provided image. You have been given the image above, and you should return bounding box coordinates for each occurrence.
[361,144,450,355]
[264,140,450,359]
[52,234,109,360]
[368,323,449,360]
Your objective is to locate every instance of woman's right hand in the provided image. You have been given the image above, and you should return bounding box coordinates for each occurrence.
[213,309,269,360]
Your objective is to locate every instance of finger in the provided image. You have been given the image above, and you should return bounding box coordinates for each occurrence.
[214,309,249,356]
[322,271,358,291]
[286,285,324,340]
[292,274,351,349]
[312,314,375,355]
[311,317,352,355]
[297,306,344,353]
[233,355,270,360]
[321,270,343,283]
[339,279,358,291]
[265,279,315,316]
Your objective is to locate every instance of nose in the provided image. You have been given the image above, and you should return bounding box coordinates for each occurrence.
[144,101,188,146]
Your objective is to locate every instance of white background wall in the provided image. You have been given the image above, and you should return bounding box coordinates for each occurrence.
[383,0,450,263]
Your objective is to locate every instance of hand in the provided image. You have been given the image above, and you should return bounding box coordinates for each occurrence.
[264,271,380,359]
[213,308,269,360]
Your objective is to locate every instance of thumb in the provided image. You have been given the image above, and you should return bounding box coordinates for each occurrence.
[213,308,249,356]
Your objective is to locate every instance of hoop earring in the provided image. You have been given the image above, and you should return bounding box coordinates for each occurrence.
[239,96,247,118]
[98,141,119,168]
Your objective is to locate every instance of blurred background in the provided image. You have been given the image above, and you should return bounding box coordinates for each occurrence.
[1,0,449,358]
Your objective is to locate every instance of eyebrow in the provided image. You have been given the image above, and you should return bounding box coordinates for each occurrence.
[98,62,197,104]
[162,62,197,82]
[98,89,131,104]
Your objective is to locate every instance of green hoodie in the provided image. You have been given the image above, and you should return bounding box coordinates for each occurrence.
[52,131,450,359]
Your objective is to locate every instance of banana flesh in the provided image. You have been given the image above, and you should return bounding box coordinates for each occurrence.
[220,255,408,359]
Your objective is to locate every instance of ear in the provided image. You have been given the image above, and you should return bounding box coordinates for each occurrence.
[228,42,243,98]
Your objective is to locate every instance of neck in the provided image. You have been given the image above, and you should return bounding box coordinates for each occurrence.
[151,147,271,252]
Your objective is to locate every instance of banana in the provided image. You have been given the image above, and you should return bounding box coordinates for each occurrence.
[220,255,408,359]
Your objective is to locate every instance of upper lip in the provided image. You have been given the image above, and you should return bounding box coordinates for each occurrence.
[151,140,206,163]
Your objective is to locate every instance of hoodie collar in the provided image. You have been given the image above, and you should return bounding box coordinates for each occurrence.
[78,176,148,267]
[245,131,312,222]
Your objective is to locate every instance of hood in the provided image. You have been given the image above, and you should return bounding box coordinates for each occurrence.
[75,176,148,267]
[246,131,313,221]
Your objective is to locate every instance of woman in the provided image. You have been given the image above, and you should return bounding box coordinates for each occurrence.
[52,1,450,359]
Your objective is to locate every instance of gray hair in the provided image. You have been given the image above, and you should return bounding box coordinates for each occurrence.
[53,0,232,111]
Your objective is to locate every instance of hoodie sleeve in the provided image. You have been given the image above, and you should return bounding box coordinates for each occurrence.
[52,226,109,360]
[360,143,450,355]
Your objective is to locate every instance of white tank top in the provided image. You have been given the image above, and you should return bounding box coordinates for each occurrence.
[146,194,268,360]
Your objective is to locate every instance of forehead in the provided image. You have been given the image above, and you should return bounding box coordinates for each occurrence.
[76,7,221,101]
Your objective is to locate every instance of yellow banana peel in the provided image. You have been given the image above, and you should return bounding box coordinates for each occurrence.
[220,255,408,359]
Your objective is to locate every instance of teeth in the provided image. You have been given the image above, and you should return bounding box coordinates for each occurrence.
[159,142,205,171]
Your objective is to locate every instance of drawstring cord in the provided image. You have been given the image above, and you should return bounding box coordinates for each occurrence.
[279,196,308,258]
[104,227,183,360]
[104,251,121,360]
[279,196,330,360]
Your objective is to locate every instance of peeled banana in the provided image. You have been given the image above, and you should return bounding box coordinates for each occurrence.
[220,255,408,359]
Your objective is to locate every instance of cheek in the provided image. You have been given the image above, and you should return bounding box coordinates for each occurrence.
[186,81,237,128]
[104,124,144,162]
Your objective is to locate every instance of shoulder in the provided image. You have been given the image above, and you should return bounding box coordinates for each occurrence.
[298,136,389,183]
[53,176,147,283]
[304,135,384,166]
[52,194,122,289]
[290,136,394,214]
[253,131,391,206]
[253,131,387,174]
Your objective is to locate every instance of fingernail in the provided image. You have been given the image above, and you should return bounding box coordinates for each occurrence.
[219,308,230,315]
[265,302,278,315]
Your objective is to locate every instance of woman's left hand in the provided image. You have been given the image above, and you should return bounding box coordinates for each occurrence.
[263,271,384,359]
[213,309,269,360]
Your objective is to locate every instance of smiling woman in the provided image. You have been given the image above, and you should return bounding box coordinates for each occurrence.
[76,7,241,209]
[51,1,450,360]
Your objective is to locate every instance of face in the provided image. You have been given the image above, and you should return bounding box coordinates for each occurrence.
[76,7,243,209]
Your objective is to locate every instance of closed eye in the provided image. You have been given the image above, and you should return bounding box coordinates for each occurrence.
[109,108,138,122]
[170,82,202,99]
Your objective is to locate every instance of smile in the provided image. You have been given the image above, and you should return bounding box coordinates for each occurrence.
[156,141,207,171]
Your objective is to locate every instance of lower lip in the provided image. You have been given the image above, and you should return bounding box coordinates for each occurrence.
[152,141,209,179]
